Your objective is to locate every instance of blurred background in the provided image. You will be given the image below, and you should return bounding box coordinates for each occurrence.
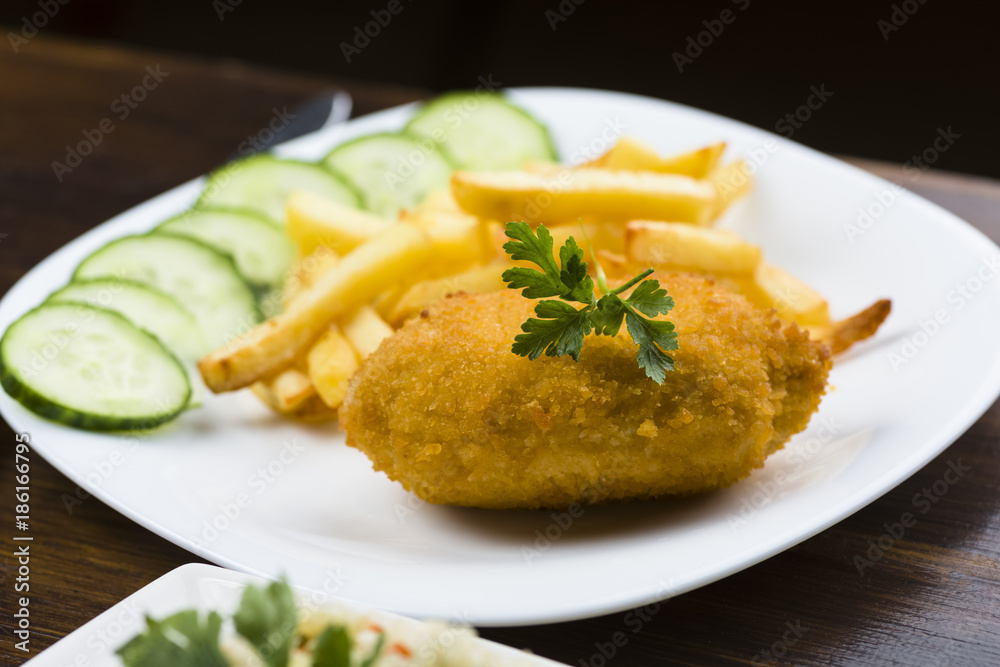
[1,0,996,177]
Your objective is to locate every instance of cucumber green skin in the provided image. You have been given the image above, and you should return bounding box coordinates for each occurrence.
[323,130,459,169]
[198,155,364,203]
[48,277,196,314]
[72,232,263,336]
[322,131,457,216]
[195,154,363,223]
[154,206,294,291]
[404,92,559,167]
[72,232,254,285]
[0,304,192,431]
[46,277,207,361]
[163,206,280,230]
[153,209,289,317]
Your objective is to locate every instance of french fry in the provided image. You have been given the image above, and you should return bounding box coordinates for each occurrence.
[265,367,316,411]
[282,246,340,309]
[582,137,726,179]
[714,270,832,329]
[652,141,726,178]
[374,283,408,321]
[709,160,753,220]
[595,250,635,280]
[387,263,509,326]
[306,326,359,409]
[286,189,392,256]
[546,222,595,256]
[522,160,564,174]
[807,300,891,354]
[451,169,717,226]
[713,273,770,309]
[251,372,315,413]
[241,130,878,427]
[753,262,830,326]
[287,394,340,422]
[578,145,615,168]
[413,189,463,213]
[250,382,283,413]
[404,208,493,275]
[199,225,432,393]
[250,365,333,420]
[341,305,394,359]
[552,220,625,255]
[625,220,762,274]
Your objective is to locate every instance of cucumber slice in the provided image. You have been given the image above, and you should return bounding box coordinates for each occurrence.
[48,279,207,361]
[155,208,294,292]
[197,155,360,224]
[405,93,557,171]
[74,234,260,350]
[323,133,454,218]
[0,303,191,430]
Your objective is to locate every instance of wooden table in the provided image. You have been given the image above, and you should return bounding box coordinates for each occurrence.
[2,34,999,667]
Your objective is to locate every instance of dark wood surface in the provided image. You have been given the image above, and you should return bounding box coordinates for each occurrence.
[2,34,999,667]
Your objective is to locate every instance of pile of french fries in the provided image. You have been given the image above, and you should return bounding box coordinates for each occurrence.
[198,137,889,421]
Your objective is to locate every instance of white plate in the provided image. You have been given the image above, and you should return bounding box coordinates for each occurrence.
[25,563,563,666]
[3,88,1000,627]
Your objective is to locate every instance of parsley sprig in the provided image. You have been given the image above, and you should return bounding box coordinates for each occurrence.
[116,610,229,667]
[501,221,678,383]
[117,578,385,667]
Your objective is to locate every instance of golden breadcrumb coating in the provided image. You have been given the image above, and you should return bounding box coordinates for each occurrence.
[340,273,831,509]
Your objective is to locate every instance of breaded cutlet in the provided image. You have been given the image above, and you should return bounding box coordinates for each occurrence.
[340,272,831,509]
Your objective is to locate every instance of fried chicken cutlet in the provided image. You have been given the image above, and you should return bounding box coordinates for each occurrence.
[339,273,832,509]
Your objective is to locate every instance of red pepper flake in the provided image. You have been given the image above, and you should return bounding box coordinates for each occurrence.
[368,623,384,633]
[390,642,412,658]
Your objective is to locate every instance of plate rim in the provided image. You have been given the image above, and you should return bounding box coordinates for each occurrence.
[24,562,564,666]
[4,86,1000,627]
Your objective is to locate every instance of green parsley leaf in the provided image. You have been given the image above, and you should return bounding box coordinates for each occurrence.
[311,624,352,667]
[591,293,626,337]
[233,578,298,667]
[502,220,559,272]
[557,236,596,303]
[499,266,563,299]
[501,222,564,298]
[512,300,593,361]
[502,221,678,383]
[623,279,675,318]
[624,308,678,385]
[501,222,595,303]
[115,610,229,667]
